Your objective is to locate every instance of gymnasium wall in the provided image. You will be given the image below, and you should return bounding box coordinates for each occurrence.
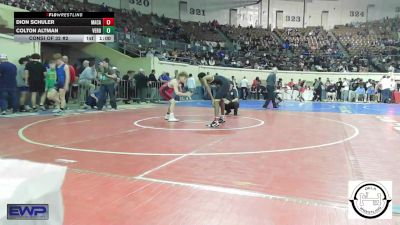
[151,57,388,85]
[268,0,400,29]
[237,5,261,27]
[304,0,341,29]
[0,34,40,65]
[181,0,230,25]
[88,0,261,26]
[303,0,400,29]
[77,43,152,74]
[0,3,27,29]
[269,0,304,28]
[0,4,40,65]
[88,0,400,29]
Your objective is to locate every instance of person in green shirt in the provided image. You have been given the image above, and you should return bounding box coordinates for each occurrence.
[97,58,117,110]
[45,62,57,91]
[45,60,61,111]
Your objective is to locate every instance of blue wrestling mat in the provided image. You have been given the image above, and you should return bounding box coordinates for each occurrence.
[177,100,400,116]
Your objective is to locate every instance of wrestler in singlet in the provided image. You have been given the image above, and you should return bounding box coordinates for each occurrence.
[209,75,230,100]
[56,63,66,90]
[159,81,175,101]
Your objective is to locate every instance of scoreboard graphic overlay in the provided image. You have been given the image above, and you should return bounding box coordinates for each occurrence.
[14,12,115,42]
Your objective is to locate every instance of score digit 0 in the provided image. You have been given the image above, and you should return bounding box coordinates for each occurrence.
[103,26,115,34]
[102,18,114,26]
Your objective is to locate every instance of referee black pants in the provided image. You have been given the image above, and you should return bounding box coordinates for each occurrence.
[264,86,277,108]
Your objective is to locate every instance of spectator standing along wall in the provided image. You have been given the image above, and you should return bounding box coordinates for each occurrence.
[0,54,18,115]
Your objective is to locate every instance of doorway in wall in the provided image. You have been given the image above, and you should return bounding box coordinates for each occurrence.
[276,11,283,29]
[179,1,188,20]
[321,11,328,29]
[230,9,238,26]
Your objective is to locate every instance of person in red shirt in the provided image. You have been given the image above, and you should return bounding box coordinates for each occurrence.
[287,79,295,88]
[287,78,296,99]
[297,80,306,102]
[252,77,261,100]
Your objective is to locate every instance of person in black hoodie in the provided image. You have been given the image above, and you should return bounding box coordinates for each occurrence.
[312,77,322,101]
[134,69,148,103]
[121,70,135,104]
[263,67,278,109]
[336,78,343,101]
[148,69,158,101]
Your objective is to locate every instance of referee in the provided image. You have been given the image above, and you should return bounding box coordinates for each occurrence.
[263,67,278,109]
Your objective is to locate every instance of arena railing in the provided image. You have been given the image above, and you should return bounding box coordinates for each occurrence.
[76,80,165,106]
[116,80,164,102]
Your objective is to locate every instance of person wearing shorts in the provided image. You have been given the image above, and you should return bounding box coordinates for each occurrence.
[198,72,230,128]
[44,60,61,113]
[25,53,46,111]
[53,53,70,113]
[0,54,18,115]
[159,72,192,122]
[16,57,30,112]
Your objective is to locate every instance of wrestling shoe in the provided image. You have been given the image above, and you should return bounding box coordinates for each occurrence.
[168,113,179,122]
[52,108,62,113]
[207,120,220,128]
[168,117,179,122]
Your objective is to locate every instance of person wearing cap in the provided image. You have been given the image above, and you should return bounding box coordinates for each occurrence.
[0,54,18,115]
[25,53,46,111]
[97,58,117,110]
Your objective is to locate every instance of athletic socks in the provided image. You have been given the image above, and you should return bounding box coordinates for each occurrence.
[165,113,170,120]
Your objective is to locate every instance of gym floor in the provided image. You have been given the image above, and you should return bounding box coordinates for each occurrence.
[1,100,399,225]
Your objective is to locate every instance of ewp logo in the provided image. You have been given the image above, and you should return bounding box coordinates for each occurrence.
[7,204,49,220]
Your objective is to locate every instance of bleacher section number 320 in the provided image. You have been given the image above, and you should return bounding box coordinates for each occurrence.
[129,0,150,7]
